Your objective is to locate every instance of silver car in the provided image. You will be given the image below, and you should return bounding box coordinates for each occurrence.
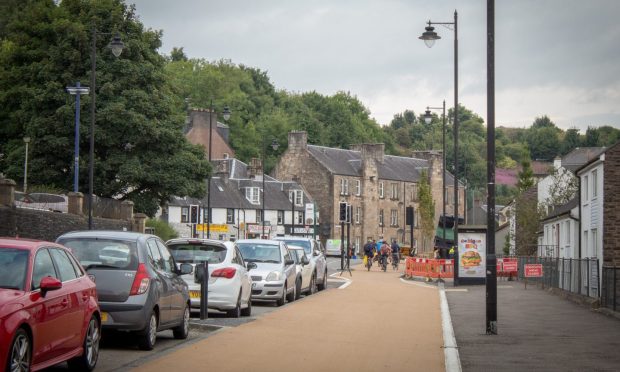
[289,247,313,299]
[56,231,192,350]
[236,239,296,306]
[273,237,328,292]
[166,238,253,317]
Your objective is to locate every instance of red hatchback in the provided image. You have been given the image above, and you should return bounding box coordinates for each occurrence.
[0,238,100,371]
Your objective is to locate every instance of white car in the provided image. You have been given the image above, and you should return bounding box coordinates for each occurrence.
[166,238,253,317]
[288,247,314,299]
[274,237,328,292]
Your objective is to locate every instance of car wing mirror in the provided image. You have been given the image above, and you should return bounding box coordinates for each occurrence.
[313,250,320,257]
[40,276,62,294]
[285,259,295,266]
[179,263,193,275]
[301,256,310,265]
[246,262,257,270]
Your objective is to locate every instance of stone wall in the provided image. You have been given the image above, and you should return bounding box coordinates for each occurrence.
[603,142,620,266]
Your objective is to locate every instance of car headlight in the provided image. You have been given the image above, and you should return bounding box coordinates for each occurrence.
[265,271,282,281]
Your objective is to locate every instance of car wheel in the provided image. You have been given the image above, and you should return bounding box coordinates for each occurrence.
[286,280,296,302]
[173,304,190,339]
[138,311,158,350]
[295,278,302,300]
[276,282,286,306]
[241,298,252,317]
[7,328,30,372]
[309,274,317,295]
[317,269,327,291]
[227,294,242,318]
[68,314,100,371]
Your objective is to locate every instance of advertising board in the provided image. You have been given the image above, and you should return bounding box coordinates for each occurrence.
[458,232,486,279]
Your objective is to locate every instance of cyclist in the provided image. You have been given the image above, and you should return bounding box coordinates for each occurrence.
[363,239,374,269]
[379,240,391,271]
[390,239,400,269]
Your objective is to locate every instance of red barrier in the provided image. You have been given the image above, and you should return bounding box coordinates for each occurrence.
[405,257,454,279]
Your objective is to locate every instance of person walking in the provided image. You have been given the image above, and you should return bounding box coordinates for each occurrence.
[363,239,374,269]
[390,239,400,267]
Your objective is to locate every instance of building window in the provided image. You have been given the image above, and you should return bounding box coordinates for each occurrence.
[592,170,598,198]
[355,179,361,196]
[565,221,570,244]
[583,230,588,256]
[227,209,235,224]
[256,210,263,223]
[340,178,349,195]
[355,206,361,224]
[246,187,260,204]
[583,175,589,201]
[296,211,304,224]
[181,207,189,223]
[355,236,360,254]
[288,190,303,206]
[379,182,384,198]
[591,228,598,257]
[379,209,384,226]
[411,184,418,201]
[203,208,210,223]
[391,183,399,200]
[277,210,284,225]
[390,209,398,226]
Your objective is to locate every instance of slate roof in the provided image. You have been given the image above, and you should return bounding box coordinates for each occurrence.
[307,144,461,184]
[541,197,579,222]
[562,147,606,172]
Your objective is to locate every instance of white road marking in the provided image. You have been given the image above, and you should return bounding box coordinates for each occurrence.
[445,289,469,292]
[439,282,462,372]
[498,285,513,288]
[399,278,437,289]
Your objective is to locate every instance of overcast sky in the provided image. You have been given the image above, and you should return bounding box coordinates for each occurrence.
[129,0,620,131]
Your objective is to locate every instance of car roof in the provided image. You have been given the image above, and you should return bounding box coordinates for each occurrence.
[57,230,156,241]
[166,238,234,249]
[0,237,65,251]
[273,237,313,242]
[236,239,281,245]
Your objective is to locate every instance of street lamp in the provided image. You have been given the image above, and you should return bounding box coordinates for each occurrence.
[420,10,459,284]
[262,138,279,238]
[206,102,231,238]
[424,101,447,253]
[23,137,30,194]
[88,28,124,230]
[67,82,90,193]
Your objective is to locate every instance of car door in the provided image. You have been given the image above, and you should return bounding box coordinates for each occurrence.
[281,244,296,292]
[299,251,313,289]
[313,240,327,280]
[146,238,171,325]
[232,246,251,304]
[156,239,186,323]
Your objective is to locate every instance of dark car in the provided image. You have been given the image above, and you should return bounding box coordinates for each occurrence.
[0,238,100,371]
[56,231,192,350]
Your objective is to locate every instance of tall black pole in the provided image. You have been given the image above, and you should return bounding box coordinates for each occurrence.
[262,137,266,238]
[453,9,460,286]
[442,100,446,248]
[206,99,213,239]
[291,199,295,236]
[340,221,345,270]
[486,0,498,335]
[88,26,97,230]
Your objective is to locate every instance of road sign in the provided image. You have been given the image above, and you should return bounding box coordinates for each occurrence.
[524,264,543,277]
[502,260,518,272]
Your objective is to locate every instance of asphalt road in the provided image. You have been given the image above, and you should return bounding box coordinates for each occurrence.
[44,257,349,371]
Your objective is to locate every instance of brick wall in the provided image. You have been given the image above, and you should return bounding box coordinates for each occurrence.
[0,206,131,242]
[603,142,620,266]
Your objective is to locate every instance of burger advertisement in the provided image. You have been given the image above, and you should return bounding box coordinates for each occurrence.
[458,233,486,278]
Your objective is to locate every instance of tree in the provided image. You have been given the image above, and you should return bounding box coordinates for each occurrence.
[560,127,581,155]
[418,170,436,254]
[515,191,541,255]
[517,153,535,192]
[584,126,600,147]
[542,166,578,211]
[169,47,187,62]
[0,0,210,216]
[146,218,178,241]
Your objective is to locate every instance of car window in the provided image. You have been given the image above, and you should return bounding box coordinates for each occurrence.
[283,247,293,263]
[290,250,302,264]
[280,239,312,255]
[32,249,57,290]
[146,239,164,270]
[49,248,78,282]
[59,238,138,271]
[0,248,29,290]
[66,252,84,277]
[237,243,281,263]
[156,240,175,273]
[167,242,228,264]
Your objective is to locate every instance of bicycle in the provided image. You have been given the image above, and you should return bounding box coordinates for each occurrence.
[391,253,399,270]
[365,254,373,271]
[380,255,388,272]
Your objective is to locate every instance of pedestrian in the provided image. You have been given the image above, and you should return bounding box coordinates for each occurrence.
[448,246,455,259]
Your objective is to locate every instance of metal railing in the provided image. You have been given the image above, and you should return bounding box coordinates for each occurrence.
[601,266,619,312]
[516,256,599,298]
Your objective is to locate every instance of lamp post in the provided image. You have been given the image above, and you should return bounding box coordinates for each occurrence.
[67,82,90,193]
[424,101,446,252]
[262,138,279,238]
[420,10,459,285]
[206,102,231,238]
[88,28,124,230]
[23,137,30,194]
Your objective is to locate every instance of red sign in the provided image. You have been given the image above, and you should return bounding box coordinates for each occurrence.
[502,260,518,272]
[524,264,543,277]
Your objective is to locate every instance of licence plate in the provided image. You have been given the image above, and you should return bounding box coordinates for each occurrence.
[101,312,108,322]
[189,290,201,299]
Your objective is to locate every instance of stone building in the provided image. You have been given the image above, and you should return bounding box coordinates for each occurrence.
[273,131,464,256]
[185,109,235,160]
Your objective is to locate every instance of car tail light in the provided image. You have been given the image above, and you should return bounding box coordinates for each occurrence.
[129,263,150,295]
[211,267,236,279]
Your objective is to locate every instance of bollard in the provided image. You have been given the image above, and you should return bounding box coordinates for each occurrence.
[199,261,209,320]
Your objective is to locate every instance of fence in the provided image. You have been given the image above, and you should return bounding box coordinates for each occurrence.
[601,266,619,312]
[516,256,599,298]
[83,195,124,219]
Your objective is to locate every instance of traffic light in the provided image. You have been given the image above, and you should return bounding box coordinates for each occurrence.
[339,202,348,222]
[406,206,414,226]
[190,205,199,224]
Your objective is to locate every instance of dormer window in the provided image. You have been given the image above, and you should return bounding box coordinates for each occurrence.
[246,187,260,205]
[289,190,303,206]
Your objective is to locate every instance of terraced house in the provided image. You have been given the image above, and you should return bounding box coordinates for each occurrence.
[273,131,464,256]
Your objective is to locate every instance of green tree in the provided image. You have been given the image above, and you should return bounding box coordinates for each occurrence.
[517,153,535,192]
[169,46,187,62]
[584,126,600,146]
[0,0,210,216]
[146,218,178,241]
[418,170,436,254]
[515,192,541,255]
[560,127,581,155]
[543,166,578,211]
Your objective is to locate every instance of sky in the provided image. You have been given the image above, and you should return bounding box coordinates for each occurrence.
[129,0,620,131]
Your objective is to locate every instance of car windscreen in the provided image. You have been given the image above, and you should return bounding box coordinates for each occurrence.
[0,248,29,290]
[282,240,311,255]
[237,243,281,263]
[167,243,227,264]
[59,238,138,271]
[290,250,304,263]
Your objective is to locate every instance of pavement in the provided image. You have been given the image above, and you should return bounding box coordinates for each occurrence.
[132,262,446,372]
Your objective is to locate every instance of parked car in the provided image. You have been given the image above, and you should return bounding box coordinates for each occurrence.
[236,239,296,306]
[288,246,313,299]
[273,237,328,292]
[0,238,100,371]
[166,238,253,317]
[56,231,192,350]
